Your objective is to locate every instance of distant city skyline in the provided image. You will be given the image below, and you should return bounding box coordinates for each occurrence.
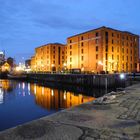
[0,0,140,63]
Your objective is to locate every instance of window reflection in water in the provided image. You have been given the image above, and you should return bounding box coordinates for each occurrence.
[30,84,95,110]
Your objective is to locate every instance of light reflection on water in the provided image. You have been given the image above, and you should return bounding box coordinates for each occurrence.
[0,79,94,131]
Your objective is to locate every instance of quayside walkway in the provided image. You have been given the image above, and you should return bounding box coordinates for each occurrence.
[0,83,140,140]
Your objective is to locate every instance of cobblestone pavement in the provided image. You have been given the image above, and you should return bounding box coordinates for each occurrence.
[0,83,140,140]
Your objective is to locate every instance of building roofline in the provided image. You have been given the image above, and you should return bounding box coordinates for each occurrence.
[35,43,66,49]
[67,26,139,39]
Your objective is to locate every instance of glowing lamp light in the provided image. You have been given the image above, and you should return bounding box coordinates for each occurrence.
[63,63,67,67]
[120,73,125,79]
[51,64,55,67]
[98,61,103,65]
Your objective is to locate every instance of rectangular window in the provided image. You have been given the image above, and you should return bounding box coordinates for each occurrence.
[127,56,128,61]
[122,56,124,61]
[127,49,128,53]
[106,46,108,52]
[81,36,83,40]
[70,40,72,43]
[112,55,114,60]
[96,46,98,52]
[117,47,119,52]
[122,48,124,53]
[81,56,84,61]
[112,33,114,37]
[81,42,84,47]
[81,49,84,54]
[70,45,72,49]
[106,53,108,60]
[70,51,72,55]
[117,55,119,61]
[96,32,99,37]
[96,54,98,59]
[70,57,72,62]
[112,46,114,52]
[112,40,114,44]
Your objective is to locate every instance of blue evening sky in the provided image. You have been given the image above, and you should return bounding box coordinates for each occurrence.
[0,0,139,63]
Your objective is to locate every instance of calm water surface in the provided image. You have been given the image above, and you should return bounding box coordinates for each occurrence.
[0,79,94,131]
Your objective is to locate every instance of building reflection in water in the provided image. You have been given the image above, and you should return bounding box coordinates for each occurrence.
[30,84,95,110]
[0,80,14,104]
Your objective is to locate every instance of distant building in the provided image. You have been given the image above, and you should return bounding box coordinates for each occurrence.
[31,43,66,72]
[25,59,31,68]
[31,56,35,71]
[67,26,139,73]
[0,51,5,66]
[2,62,11,72]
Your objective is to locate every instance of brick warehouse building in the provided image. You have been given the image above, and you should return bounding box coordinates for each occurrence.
[31,43,66,72]
[66,26,139,73]
[31,26,139,73]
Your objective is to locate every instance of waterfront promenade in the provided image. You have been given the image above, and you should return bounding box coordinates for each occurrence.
[0,83,140,139]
